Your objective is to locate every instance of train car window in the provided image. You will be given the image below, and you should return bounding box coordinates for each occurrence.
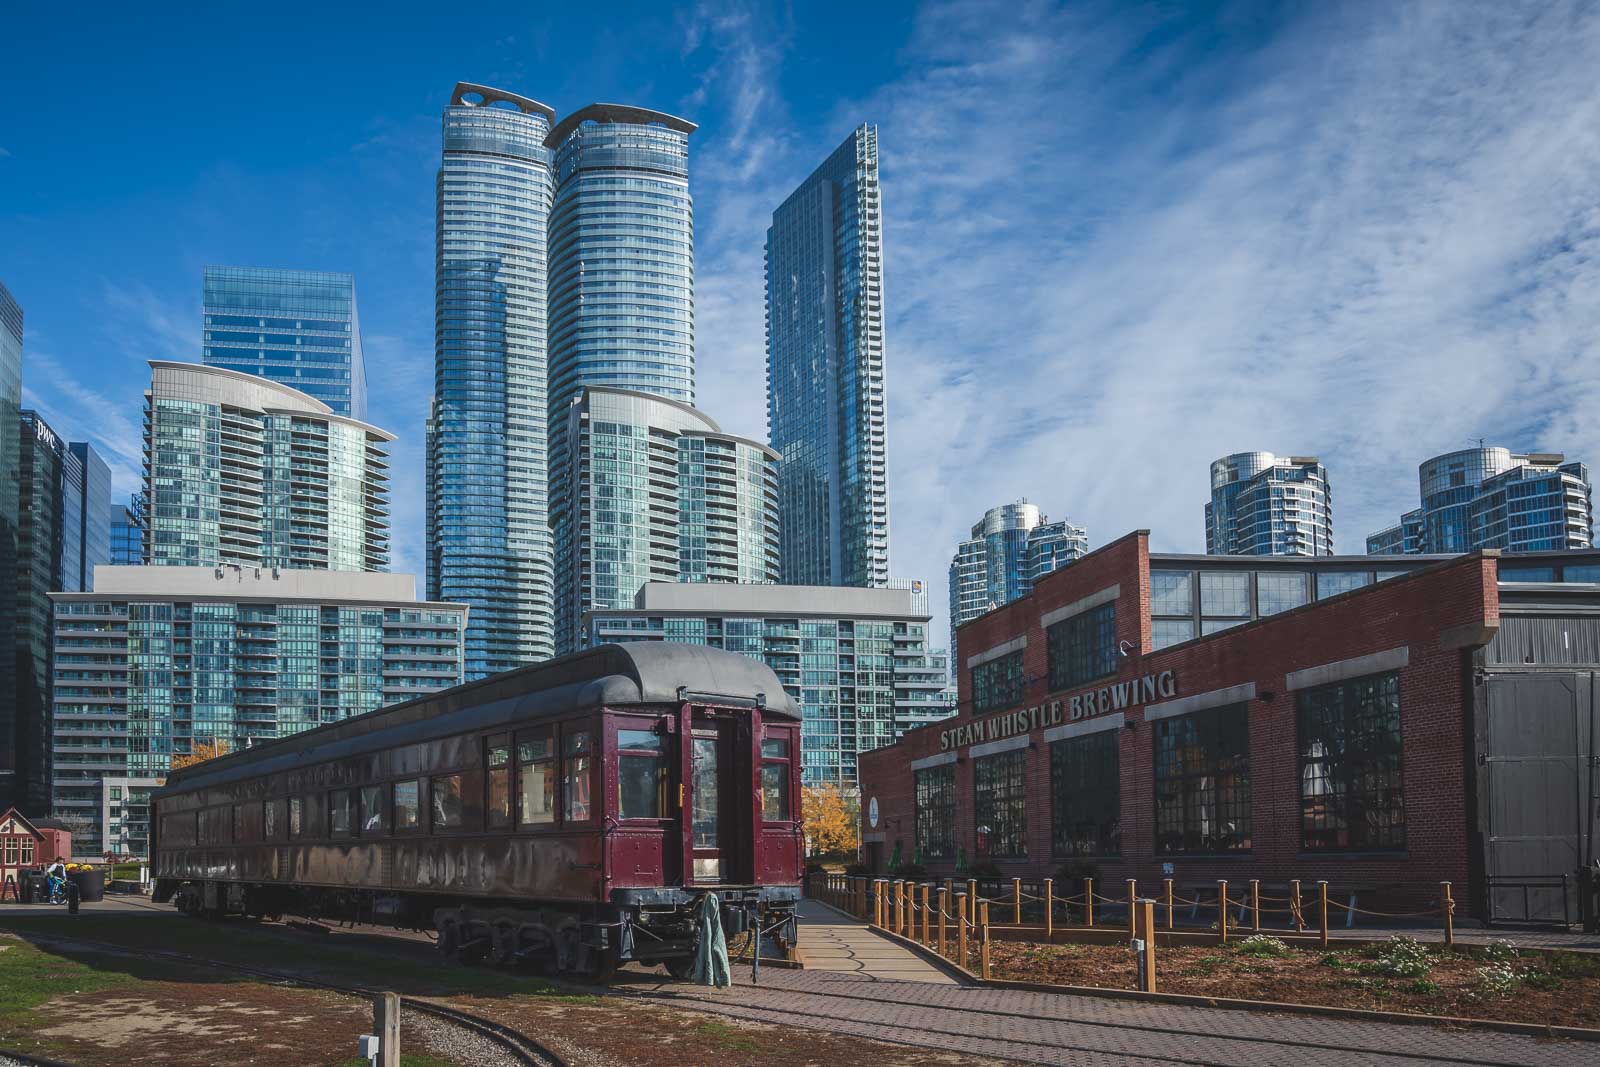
[563,730,592,822]
[330,790,353,836]
[760,737,792,821]
[394,780,421,832]
[517,729,556,827]
[231,804,244,843]
[264,800,278,841]
[486,735,512,830]
[617,729,669,820]
[289,797,304,839]
[431,774,465,831]
[359,784,386,834]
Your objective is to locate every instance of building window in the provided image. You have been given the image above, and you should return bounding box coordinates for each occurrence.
[1153,704,1251,853]
[393,780,421,832]
[264,800,277,840]
[329,790,352,836]
[1298,671,1405,851]
[431,774,464,831]
[972,650,1025,714]
[564,729,592,822]
[1316,571,1370,599]
[1151,618,1195,650]
[973,749,1028,858]
[20,839,33,865]
[1050,731,1121,856]
[359,785,385,834]
[618,728,669,820]
[1047,602,1117,691]
[1257,572,1309,616]
[518,728,557,827]
[288,797,304,839]
[485,734,512,830]
[760,736,792,821]
[1200,572,1251,617]
[1149,570,1193,615]
[3,839,17,865]
[914,763,956,861]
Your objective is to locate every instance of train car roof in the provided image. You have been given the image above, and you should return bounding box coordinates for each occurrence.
[157,642,799,796]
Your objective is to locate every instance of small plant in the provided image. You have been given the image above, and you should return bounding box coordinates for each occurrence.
[1475,963,1521,996]
[1480,938,1519,962]
[1372,935,1432,978]
[1403,978,1441,995]
[1319,952,1347,968]
[1235,934,1291,957]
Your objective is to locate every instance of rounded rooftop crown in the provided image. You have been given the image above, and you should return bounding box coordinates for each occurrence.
[544,103,698,148]
[450,82,556,122]
[148,360,396,442]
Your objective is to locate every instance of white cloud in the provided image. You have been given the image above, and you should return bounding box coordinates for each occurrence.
[21,350,145,497]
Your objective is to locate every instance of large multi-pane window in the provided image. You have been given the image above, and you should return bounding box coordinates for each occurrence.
[972,650,1025,714]
[1153,704,1252,853]
[973,749,1028,858]
[1047,602,1117,691]
[1257,572,1309,616]
[1298,672,1405,851]
[914,764,956,860]
[1050,731,1121,856]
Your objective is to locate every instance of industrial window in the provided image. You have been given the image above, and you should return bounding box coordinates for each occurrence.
[564,729,592,822]
[1151,618,1195,650]
[914,763,956,861]
[329,790,353,837]
[359,785,385,834]
[973,749,1028,858]
[618,728,669,820]
[431,774,464,831]
[485,734,512,830]
[1256,572,1309,616]
[289,797,304,839]
[1047,602,1117,691]
[517,728,557,827]
[1149,570,1194,615]
[760,736,792,821]
[972,650,1025,714]
[1153,704,1252,853]
[1297,671,1405,851]
[1051,730,1121,856]
[393,780,421,832]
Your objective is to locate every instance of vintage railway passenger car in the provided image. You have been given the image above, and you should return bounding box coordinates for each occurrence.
[150,644,803,977]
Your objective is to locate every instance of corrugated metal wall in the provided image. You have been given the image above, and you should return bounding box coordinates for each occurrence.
[1484,614,1600,667]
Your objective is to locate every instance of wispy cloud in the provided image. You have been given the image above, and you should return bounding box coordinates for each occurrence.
[21,350,144,497]
[99,279,200,361]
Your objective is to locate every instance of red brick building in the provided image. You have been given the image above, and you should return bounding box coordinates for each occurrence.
[860,532,1598,921]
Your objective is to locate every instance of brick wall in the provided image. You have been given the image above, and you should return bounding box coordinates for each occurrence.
[860,536,1499,908]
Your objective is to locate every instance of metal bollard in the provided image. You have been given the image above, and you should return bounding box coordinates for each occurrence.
[372,992,400,1067]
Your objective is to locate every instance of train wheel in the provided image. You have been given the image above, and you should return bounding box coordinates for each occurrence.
[437,919,459,959]
[491,921,517,967]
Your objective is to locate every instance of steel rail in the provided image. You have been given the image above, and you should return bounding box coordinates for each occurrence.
[15,933,569,1067]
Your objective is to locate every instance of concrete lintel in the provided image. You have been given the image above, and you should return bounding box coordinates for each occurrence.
[1285,647,1409,691]
[1040,584,1121,629]
[969,734,1030,759]
[1043,713,1124,743]
[910,751,958,772]
[1145,682,1257,722]
[967,635,1027,670]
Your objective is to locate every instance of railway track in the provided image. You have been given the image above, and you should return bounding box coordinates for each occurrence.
[9,932,570,1067]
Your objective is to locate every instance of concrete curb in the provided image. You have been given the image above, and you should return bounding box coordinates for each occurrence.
[866,922,1600,1043]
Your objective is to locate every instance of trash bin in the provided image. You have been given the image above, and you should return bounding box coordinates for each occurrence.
[22,871,46,904]
[70,868,105,903]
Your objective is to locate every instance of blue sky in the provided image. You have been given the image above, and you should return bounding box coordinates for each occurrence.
[5,1,1600,651]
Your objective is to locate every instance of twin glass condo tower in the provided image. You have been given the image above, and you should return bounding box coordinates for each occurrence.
[427,84,892,677]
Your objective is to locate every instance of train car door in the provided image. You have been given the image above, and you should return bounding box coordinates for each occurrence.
[687,714,734,884]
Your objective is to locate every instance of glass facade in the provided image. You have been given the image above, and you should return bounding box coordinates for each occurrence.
[0,283,21,812]
[145,362,390,571]
[427,83,558,678]
[554,388,779,654]
[1050,730,1121,856]
[49,574,466,857]
[973,748,1028,858]
[1206,452,1333,556]
[1368,447,1593,554]
[68,443,110,591]
[914,763,956,861]
[949,501,1087,659]
[766,125,890,588]
[1153,703,1252,854]
[110,495,144,567]
[585,584,956,789]
[1046,601,1117,691]
[1298,671,1405,851]
[202,266,367,420]
[971,650,1024,714]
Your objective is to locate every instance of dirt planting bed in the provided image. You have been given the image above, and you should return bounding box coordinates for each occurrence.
[984,933,1600,1028]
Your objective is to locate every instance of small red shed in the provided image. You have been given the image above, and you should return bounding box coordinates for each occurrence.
[0,808,72,898]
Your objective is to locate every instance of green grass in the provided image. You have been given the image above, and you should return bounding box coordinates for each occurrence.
[691,1019,769,1054]
[108,862,143,880]
[0,939,139,1022]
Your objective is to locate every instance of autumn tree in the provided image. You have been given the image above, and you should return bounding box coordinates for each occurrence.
[172,738,232,771]
[801,783,860,858]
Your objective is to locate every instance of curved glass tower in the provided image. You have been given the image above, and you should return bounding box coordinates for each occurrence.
[1205,452,1333,556]
[427,83,556,678]
[545,104,697,411]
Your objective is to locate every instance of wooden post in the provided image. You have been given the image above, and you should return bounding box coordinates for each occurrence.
[956,893,968,966]
[1012,877,1022,925]
[1043,878,1054,939]
[921,884,931,945]
[1441,882,1455,947]
[1164,878,1174,931]
[979,901,991,980]
[937,887,949,955]
[1136,898,1157,993]
[1250,879,1261,933]
[894,880,904,935]
[1291,879,1303,933]
[874,879,885,927]
[1127,879,1138,941]
[967,878,978,926]
[1085,877,1095,927]
[1317,880,1329,947]
[1217,880,1229,944]
[372,992,400,1067]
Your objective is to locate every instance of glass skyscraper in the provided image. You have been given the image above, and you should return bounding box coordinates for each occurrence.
[553,387,779,653]
[766,125,890,589]
[50,567,467,857]
[0,283,22,813]
[948,501,1088,660]
[68,442,110,591]
[427,83,558,679]
[202,266,368,420]
[110,495,144,567]
[1205,453,1334,556]
[1367,447,1593,554]
[144,361,391,571]
[586,583,955,790]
